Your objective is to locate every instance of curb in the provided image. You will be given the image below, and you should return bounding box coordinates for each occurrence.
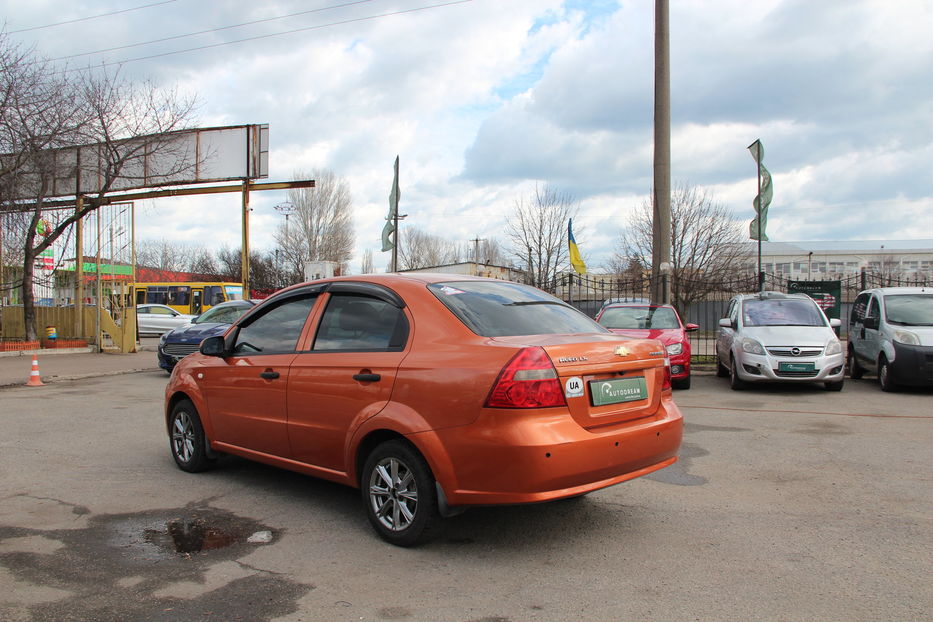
[0,366,162,389]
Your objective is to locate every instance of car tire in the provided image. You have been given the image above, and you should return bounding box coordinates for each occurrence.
[729,356,746,391]
[362,440,438,547]
[847,346,864,379]
[716,357,729,378]
[169,400,215,473]
[673,374,691,390]
[824,379,844,391]
[878,356,897,392]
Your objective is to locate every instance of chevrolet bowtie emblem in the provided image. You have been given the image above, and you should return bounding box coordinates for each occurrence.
[614,346,630,357]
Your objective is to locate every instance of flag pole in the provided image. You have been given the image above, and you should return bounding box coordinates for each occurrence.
[757,157,763,292]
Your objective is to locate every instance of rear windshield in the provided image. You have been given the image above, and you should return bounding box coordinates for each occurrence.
[742,298,826,327]
[428,281,608,337]
[883,294,933,325]
[599,306,679,329]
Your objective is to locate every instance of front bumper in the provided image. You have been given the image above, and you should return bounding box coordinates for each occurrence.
[890,342,933,387]
[734,350,845,383]
[417,396,683,506]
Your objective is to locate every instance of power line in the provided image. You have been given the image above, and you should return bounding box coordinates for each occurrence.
[61,0,474,71]
[48,0,384,63]
[8,0,181,34]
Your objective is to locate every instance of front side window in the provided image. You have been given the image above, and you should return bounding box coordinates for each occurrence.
[868,297,881,321]
[883,294,933,326]
[150,306,174,316]
[851,293,870,324]
[233,296,317,354]
[313,294,409,351]
[742,298,826,327]
[428,281,607,337]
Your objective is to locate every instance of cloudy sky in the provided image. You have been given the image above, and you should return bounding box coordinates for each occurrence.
[3,0,932,272]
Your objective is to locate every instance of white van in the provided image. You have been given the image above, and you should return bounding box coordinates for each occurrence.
[847,287,933,391]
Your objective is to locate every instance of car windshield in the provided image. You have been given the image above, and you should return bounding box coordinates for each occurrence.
[742,298,826,327]
[194,304,250,325]
[428,281,608,337]
[883,294,933,325]
[599,306,679,329]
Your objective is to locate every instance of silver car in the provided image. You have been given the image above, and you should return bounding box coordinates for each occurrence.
[716,292,845,391]
[136,304,194,336]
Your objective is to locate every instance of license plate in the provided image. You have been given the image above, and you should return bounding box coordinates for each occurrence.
[589,377,648,406]
[779,362,815,372]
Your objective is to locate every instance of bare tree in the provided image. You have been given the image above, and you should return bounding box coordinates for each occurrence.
[506,184,578,287]
[479,238,508,266]
[136,239,199,273]
[616,183,750,312]
[215,247,276,292]
[277,168,354,285]
[397,226,462,270]
[0,35,197,339]
[360,249,374,274]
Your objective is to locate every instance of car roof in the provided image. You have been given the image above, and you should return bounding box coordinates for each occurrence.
[860,287,930,296]
[602,302,673,309]
[736,291,811,302]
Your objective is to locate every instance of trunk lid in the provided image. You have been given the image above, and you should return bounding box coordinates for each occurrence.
[490,333,668,429]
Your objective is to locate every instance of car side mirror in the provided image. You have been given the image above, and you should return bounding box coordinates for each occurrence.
[718,318,733,328]
[685,323,699,332]
[200,335,227,357]
[863,316,879,330]
[829,318,842,328]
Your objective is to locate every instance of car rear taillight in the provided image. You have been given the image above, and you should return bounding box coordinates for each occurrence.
[662,357,672,391]
[485,347,567,409]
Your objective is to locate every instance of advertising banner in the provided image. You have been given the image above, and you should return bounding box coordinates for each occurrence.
[788,280,842,319]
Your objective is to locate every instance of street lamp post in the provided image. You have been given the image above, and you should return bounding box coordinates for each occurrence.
[274,201,296,286]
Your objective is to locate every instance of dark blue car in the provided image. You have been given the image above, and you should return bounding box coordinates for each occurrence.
[158,300,257,372]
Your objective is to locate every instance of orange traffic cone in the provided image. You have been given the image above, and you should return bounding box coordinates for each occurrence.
[26,355,44,387]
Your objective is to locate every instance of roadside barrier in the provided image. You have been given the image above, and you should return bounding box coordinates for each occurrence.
[26,355,44,387]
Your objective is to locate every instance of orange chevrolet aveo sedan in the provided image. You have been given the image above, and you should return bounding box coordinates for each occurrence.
[165,274,683,546]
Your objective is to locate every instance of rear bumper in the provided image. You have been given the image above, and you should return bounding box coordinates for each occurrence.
[415,396,683,506]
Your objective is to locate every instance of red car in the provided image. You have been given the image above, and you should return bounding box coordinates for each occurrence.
[596,302,698,389]
[165,275,683,546]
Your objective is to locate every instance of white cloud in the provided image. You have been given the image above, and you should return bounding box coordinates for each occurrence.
[3,0,932,274]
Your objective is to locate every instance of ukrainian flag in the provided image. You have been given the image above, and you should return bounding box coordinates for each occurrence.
[568,218,587,275]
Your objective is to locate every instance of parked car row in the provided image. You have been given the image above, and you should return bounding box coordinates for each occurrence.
[714,287,931,392]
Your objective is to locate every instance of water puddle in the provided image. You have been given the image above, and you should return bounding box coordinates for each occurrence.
[109,506,276,560]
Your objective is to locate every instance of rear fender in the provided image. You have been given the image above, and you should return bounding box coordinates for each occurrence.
[346,401,458,495]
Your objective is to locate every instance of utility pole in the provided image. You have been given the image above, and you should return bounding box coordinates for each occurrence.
[470,236,486,275]
[652,0,672,305]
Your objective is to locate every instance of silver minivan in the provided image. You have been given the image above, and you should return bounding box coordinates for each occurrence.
[716,291,845,391]
[847,287,933,391]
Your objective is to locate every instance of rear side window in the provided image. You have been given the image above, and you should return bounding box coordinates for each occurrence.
[428,281,608,337]
[313,294,409,351]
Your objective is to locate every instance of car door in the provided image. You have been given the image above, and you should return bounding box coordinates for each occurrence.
[286,285,411,474]
[850,292,872,368]
[198,292,319,457]
[862,294,884,367]
[717,298,738,363]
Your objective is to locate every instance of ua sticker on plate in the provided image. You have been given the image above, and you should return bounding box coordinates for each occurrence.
[565,376,584,398]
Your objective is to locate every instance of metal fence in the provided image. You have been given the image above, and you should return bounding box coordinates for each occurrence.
[541,270,931,362]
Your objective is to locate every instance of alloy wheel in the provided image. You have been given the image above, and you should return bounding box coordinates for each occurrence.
[172,411,196,464]
[368,457,418,532]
